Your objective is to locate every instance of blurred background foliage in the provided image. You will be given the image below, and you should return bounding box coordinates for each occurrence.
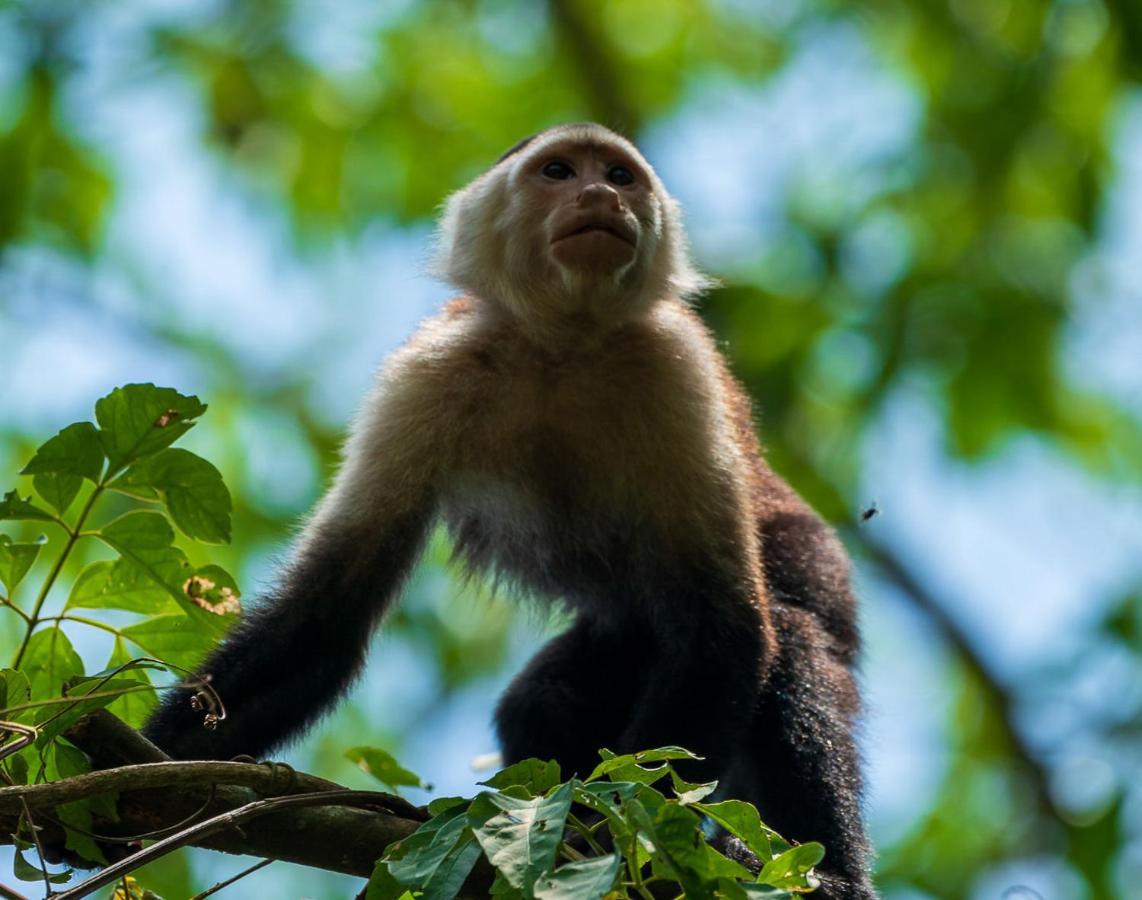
[1,0,1141,897]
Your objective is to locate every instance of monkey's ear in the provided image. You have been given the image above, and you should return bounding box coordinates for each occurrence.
[429,175,511,294]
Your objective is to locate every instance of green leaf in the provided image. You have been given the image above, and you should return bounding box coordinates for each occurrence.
[0,533,45,593]
[701,843,754,881]
[19,627,84,702]
[649,802,713,899]
[669,770,718,804]
[33,471,82,516]
[67,559,180,614]
[47,740,119,822]
[533,854,621,900]
[100,508,177,550]
[50,738,119,821]
[49,743,107,865]
[94,384,206,474]
[586,747,699,785]
[0,490,55,523]
[120,613,215,670]
[419,835,483,900]
[21,422,104,514]
[14,848,71,884]
[470,781,574,893]
[365,858,412,900]
[480,758,562,795]
[693,800,774,860]
[758,842,825,889]
[345,746,425,791]
[98,511,233,636]
[571,782,641,840]
[5,751,29,785]
[621,797,658,871]
[489,872,525,898]
[111,448,232,543]
[0,668,31,713]
[386,804,472,888]
[715,878,791,898]
[427,796,468,817]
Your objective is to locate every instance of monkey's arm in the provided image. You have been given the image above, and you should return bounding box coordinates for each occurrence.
[144,359,447,760]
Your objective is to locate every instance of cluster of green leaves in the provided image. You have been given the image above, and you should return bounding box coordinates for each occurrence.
[366,748,822,900]
[0,383,239,877]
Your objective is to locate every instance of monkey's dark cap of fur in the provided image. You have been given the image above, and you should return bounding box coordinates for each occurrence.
[496,134,539,164]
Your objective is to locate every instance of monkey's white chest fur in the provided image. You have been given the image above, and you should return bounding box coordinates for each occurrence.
[430,313,743,600]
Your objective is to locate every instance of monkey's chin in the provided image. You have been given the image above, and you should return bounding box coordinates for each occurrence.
[550,231,637,272]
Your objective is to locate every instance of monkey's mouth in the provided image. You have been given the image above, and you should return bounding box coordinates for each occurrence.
[553,221,636,246]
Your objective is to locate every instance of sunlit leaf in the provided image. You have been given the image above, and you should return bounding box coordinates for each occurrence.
[120,613,215,670]
[111,448,232,543]
[533,854,621,899]
[470,781,574,893]
[0,667,31,707]
[97,511,231,636]
[480,758,562,795]
[18,627,84,702]
[0,533,45,593]
[694,799,776,859]
[345,745,425,791]
[586,746,698,784]
[0,491,55,523]
[94,384,207,475]
[758,842,824,889]
[21,422,104,513]
[66,559,180,614]
[385,803,473,890]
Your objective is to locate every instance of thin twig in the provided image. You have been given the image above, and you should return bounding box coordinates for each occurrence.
[18,797,53,900]
[39,785,218,843]
[188,858,273,900]
[0,882,30,900]
[0,598,31,624]
[54,790,392,900]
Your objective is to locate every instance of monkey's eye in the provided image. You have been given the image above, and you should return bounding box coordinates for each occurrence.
[607,165,635,186]
[542,160,575,180]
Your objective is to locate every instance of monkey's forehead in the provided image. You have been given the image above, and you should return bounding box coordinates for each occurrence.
[493,122,642,168]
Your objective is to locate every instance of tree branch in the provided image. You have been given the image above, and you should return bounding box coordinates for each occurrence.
[0,711,438,886]
[53,790,404,900]
[0,760,421,820]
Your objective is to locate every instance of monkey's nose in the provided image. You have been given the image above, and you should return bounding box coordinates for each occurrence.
[578,182,622,211]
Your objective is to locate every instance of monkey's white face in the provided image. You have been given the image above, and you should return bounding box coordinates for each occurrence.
[521,140,651,276]
[434,124,709,339]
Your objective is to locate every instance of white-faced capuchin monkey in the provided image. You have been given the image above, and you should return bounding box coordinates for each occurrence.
[144,123,875,898]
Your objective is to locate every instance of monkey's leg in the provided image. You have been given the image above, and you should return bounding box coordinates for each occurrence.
[730,605,875,900]
[615,575,768,785]
[494,616,650,779]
